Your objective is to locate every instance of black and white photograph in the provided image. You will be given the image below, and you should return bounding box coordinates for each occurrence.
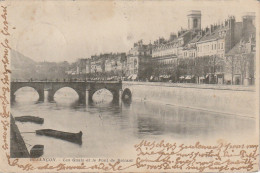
[0,0,259,172]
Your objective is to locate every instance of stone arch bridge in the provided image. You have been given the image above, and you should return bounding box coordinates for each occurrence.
[11,81,122,104]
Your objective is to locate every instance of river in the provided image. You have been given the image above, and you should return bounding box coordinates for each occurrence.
[11,87,257,158]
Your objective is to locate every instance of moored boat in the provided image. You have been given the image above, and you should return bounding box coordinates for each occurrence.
[36,129,82,144]
[30,145,44,158]
[15,116,44,124]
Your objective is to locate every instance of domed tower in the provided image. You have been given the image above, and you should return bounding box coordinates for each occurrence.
[187,10,201,31]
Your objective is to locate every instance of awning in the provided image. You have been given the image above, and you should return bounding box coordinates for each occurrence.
[185,75,192,80]
[128,75,133,79]
[163,75,171,79]
[132,74,137,80]
[150,76,154,80]
[199,76,205,79]
[179,76,185,79]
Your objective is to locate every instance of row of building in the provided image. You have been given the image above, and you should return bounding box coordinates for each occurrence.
[69,10,256,85]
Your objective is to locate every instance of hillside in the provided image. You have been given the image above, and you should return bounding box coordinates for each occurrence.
[11,50,37,80]
[10,50,72,81]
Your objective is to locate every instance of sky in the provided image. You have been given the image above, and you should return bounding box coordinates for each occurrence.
[7,0,259,62]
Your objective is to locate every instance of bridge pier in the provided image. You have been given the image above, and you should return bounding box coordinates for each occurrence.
[78,90,86,104]
[88,90,95,103]
[112,90,120,103]
[47,90,55,102]
[37,89,44,102]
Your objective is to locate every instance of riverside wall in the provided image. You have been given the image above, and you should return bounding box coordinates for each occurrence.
[10,115,30,158]
[122,82,257,118]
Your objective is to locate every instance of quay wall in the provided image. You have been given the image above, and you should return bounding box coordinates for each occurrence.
[10,115,30,158]
[122,82,257,118]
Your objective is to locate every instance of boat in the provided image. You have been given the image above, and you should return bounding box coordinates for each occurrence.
[15,116,44,124]
[36,129,82,144]
[30,145,44,158]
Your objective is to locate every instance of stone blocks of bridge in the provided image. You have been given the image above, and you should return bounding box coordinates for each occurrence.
[47,82,86,104]
[87,82,121,103]
[37,89,45,102]
[88,89,120,103]
[11,81,122,104]
[11,82,45,103]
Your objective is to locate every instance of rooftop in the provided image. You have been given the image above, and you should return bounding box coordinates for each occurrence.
[187,10,201,16]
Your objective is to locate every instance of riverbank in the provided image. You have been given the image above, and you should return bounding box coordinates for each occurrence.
[122,82,257,118]
[10,115,30,158]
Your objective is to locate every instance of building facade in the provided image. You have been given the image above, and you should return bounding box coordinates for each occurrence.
[126,40,152,80]
[70,11,255,85]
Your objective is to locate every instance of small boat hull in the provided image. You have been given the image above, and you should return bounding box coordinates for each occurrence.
[15,116,44,124]
[30,145,44,158]
[36,129,82,145]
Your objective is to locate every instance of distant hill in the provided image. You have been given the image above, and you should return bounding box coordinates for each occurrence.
[11,49,36,68]
[10,50,72,81]
[11,50,37,80]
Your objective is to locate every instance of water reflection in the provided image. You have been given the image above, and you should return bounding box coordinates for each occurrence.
[11,89,256,157]
[129,101,255,139]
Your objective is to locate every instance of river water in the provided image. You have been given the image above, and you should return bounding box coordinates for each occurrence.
[11,88,257,158]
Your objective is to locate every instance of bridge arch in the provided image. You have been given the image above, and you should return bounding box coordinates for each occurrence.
[48,85,86,104]
[122,88,132,102]
[89,88,114,102]
[11,82,45,102]
[52,86,80,101]
[88,87,119,103]
[13,86,42,102]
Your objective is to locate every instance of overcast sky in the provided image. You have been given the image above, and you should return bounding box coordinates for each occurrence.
[7,0,258,62]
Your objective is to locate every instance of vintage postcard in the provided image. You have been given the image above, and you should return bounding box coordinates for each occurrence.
[0,0,259,172]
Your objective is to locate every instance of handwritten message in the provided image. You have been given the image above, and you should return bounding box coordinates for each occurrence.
[4,140,259,172]
[0,5,11,153]
[134,140,259,172]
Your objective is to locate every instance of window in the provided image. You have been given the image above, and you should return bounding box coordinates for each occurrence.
[193,18,198,28]
[215,44,216,50]
[221,43,224,49]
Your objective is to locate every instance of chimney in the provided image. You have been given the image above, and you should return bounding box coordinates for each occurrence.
[178,31,181,37]
[214,24,218,30]
[209,25,213,34]
[169,33,177,41]
[205,27,209,33]
[202,30,205,36]
[225,20,228,27]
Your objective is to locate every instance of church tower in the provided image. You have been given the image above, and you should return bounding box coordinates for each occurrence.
[187,10,201,31]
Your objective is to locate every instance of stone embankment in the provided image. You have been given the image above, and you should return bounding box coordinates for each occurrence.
[10,115,30,158]
[122,82,256,118]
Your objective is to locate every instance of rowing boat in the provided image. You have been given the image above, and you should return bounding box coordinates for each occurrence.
[36,129,82,144]
[15,116,44,124]
[30,145,44,158]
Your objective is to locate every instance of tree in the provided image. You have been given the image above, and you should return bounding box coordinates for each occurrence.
[237,53,255,85]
